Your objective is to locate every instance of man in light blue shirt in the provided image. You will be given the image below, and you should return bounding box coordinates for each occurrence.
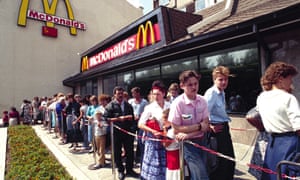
[204,66,235,180]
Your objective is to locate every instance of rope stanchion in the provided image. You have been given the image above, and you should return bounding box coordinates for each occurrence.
[179,141,185,180]
[112,124,300,180]
[110,122,116,180]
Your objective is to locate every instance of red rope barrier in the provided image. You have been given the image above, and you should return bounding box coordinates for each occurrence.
[112,124,300,180]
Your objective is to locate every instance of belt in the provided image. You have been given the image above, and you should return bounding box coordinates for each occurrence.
[211,122,228,125]
[271,132,296,137]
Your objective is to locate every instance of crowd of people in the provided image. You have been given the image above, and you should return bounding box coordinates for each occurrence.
[2,62,300,180]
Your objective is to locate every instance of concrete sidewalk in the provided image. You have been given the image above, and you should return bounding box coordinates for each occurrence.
[32,124,256,180]
[32,125,140,180]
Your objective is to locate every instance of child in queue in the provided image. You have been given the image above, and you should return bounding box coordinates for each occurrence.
[92,107,108,169]
[162,108,180,180]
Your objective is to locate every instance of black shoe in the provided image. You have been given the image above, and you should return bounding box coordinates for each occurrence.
[118,172,125,180]
[88,150,94,154]
[126,170,139,178]
[69,144,74,148]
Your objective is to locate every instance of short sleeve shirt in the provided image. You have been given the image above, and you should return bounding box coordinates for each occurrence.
[139,100,170,129]
[168,93,209,138]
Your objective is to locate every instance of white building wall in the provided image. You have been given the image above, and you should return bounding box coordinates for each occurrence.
[0,0,142,112]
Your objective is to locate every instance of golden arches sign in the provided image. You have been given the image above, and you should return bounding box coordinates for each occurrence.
[17,0,79,35]
[136,21,156,50]
[81,56,89,72]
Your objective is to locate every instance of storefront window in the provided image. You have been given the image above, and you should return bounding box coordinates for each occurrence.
[134,65,160,97]
[199,43,260,113]
[161,56,198,86]
[265,28,300,100]
[117,71,134,92]
[92,79,98,96]
[80,83,87,97]
[103,75,116,96]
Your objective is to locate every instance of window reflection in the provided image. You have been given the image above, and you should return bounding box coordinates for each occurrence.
[103,75,116,96]
[117,71,134,92]
[200,43,260,113]
[136,65,160,80]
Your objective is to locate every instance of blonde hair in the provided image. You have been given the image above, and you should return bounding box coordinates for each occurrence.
[212,66,230,80]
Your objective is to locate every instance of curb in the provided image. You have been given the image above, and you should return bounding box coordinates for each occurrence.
[0,128,7,180]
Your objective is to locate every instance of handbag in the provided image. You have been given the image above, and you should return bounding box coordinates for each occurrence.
[245,106,265,132]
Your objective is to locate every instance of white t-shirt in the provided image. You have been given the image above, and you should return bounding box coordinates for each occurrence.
[139,100,170,129]
[257,89,300,133]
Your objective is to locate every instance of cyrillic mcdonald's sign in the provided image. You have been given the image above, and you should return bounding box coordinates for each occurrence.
[17,0,86,37]
[82,20,161,72]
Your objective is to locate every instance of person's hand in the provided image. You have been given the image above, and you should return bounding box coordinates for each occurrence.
[210,124,223,133]
[152,130,162,137]
[176,132,189,141]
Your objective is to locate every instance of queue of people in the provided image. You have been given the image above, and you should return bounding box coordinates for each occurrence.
[2,61,299,180]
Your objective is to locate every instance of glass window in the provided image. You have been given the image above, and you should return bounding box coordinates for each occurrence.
[92,79,98,96]
[195,0,224,12]
[134,65,160,97]
[103,75,116,96]
[195,0,205,11]
[199,43,260,113]
[86,80,93,95]
[159,0,169,6]
[265,28,300,100]
[162,56,198,86]
[80,83,87,97]
[136,65,160,81]
[117,71,134,92]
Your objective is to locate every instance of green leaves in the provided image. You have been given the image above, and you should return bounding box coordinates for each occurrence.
[6,125,73,180]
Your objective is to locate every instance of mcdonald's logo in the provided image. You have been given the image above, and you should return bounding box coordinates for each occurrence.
[136,21,161,50]
[84,21,161,71]
[81,56,89,72]
[17,0,86,36]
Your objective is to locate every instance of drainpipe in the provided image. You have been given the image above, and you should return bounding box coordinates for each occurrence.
[187,0,234,34]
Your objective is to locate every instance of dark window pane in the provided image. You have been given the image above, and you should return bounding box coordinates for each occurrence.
[103,75,116,96]
[200,43,260,113]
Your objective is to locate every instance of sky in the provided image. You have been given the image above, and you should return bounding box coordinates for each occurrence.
[127,0,153,14]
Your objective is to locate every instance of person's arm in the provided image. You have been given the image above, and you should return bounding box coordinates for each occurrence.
[172,117,209,133]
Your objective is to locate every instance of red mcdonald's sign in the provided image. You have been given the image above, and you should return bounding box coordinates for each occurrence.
[82,20,161,72]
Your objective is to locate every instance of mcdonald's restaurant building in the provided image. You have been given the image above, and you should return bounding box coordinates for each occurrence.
[64,0,300,147]
[64,0,300,115]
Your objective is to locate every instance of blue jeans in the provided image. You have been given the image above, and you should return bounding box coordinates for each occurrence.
[81,125,89,148]
[184,139,209,180]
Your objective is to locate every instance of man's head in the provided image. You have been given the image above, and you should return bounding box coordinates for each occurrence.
[179,70,201,99]
[131,87,141,99]
[212,66,230,91]
[113,86,125,102]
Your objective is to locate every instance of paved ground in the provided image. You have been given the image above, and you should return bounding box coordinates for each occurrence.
[2,124,256,180]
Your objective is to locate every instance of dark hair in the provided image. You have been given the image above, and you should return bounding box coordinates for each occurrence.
[10,107,17,111]
[131,87,140,94]
[79,99,89,105]
[261,61,298,91]
[113,86,124,94]
[152,80,166,93]
[179,70,201,84]
[66,93,74,99]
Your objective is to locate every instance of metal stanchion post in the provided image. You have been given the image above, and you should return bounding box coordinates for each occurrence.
[179,141,185,180]
[111,121,116,180]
